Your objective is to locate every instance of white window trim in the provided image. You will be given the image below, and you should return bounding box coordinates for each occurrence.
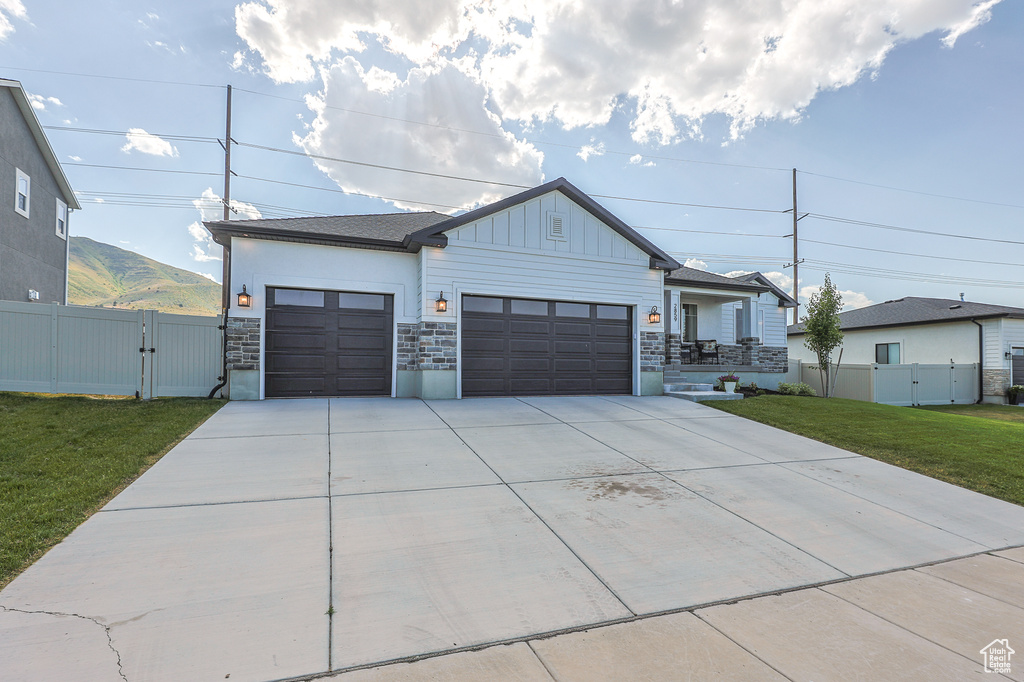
[55,198,68,240]
[15,168,30,218]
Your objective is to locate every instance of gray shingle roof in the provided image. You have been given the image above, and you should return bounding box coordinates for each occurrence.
[665,266,756,287]
[788,297,1024,334]
[205,212,450,245]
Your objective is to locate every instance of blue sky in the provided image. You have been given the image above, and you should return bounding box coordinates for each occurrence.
[1,0,1021,316]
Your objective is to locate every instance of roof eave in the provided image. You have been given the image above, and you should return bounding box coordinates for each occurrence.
[665,278,769,295]
[787,312,1016,336]
[204,221,413,252]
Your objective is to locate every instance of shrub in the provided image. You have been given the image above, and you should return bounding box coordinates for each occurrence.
[777,382,818,397]
[1009,385,1024,404]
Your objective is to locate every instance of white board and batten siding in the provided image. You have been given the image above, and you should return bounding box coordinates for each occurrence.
[424,191,662,320]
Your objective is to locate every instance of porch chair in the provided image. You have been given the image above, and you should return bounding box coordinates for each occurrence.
[697,339,719,365]
[679,344,696,364]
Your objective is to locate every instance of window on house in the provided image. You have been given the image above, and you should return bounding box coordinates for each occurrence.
[55,199,68,239]
[875,342,900,364]
[15,169,30,218]
[681,304,698,342]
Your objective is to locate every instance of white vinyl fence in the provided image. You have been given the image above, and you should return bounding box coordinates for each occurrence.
[0,301,222,398]
[785,360,979,406]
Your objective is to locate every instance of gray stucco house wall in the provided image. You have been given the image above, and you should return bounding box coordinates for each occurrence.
[0,79,80,304]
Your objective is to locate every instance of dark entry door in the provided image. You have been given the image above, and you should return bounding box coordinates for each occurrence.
[461,295,632,396]
[265,288,393,397]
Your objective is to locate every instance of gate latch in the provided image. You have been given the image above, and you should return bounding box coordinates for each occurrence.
[139,347,156,353]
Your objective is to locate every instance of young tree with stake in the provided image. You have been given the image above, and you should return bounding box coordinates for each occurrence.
[802,274,844,397]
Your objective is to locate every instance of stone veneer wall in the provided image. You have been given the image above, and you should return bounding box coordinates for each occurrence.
[665,333,682,364]
[418,321,457,370]
[396,322,418,371]
[759,346,789,373]
[983,368,1011,398]
[226,317,260,371]
[640,331,665,372]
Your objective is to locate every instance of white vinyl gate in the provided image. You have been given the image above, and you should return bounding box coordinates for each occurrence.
[0,301,222,398]
[787,360,979,406]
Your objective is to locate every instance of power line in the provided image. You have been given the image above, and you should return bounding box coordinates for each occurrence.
[799,170,1024,210]
[637,226,785,237]
[45,126,220,143]
[802,238,1024,268]
[802,258,1024,288]
[232,174,464,211]
[65,162,221,177]
[0,65,223,89]
[806,213,1024,247]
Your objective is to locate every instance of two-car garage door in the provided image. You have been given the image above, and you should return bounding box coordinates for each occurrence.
[461,295,632,396]
[264,288,633,397]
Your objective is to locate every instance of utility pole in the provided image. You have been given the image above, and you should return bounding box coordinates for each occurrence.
[791,167,799,325]
[221,84,232,310]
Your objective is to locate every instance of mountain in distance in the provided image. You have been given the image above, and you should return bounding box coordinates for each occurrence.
[68,237,222,317]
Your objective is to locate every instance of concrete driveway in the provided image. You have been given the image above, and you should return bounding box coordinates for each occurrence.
[2,396,1023,681]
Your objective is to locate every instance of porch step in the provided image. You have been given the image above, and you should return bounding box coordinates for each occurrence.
[664,382,715,392]
[665,389,744,402]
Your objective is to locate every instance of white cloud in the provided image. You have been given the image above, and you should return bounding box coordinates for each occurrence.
[0,0,27,41]
[683,258,708,271]
[188,189,262,263]
[295,58,544,211]
[577,140,605,162]
[798,283,874,311]
[122,128,179,157]
[628,154,655,167]
[68,155,83,162]
[235,0,1001,144]
[27,94,63,111]
[119,240,130,244]
[200,272,220,283]
[942,0,999,47]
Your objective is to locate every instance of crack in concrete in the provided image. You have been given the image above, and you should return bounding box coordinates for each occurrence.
[0,604,128,681]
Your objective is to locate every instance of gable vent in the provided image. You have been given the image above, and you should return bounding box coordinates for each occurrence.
[546,211,568,242]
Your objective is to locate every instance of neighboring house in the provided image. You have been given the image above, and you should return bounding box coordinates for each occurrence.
[0,79,80,304]
[788,297,1024,403]
[663,267,796,383]
[205,177,680,400]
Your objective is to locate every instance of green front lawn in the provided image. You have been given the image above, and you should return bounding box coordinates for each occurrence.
[918,403,1024,424]
[0,393,223,588]
[703,396,1024,507]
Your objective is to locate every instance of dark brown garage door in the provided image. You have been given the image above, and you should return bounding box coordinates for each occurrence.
[462,296,632,396]
[265,288,393,398]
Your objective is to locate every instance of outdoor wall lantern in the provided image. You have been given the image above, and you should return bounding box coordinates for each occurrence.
[435,291,448,313]
[648,306,661,324]
[237,284,252,308]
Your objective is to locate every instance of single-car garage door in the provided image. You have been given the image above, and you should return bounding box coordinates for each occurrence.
[461,295,632,396]
[265,287,393,397]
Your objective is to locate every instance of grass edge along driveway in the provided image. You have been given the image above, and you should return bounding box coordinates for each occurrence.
[702,396,1024,508]
[0,393,224,589]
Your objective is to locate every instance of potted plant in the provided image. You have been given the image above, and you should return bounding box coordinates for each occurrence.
[718,373,740,393]
[1009,385,1024,406]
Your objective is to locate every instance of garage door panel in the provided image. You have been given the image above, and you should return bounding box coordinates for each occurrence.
[510,320,552,335]
[462,317,507,333]
[265,375,327,396]
[266,333,326,351]
[464,337,507,353]
[553,322,594,336]
[510,358,551,372]
[462,295,631,397]
[266,354,326,372]
[266,287,392,397]
[510,339,552,353]
[463,357,506,372]
[268,310,327,328]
